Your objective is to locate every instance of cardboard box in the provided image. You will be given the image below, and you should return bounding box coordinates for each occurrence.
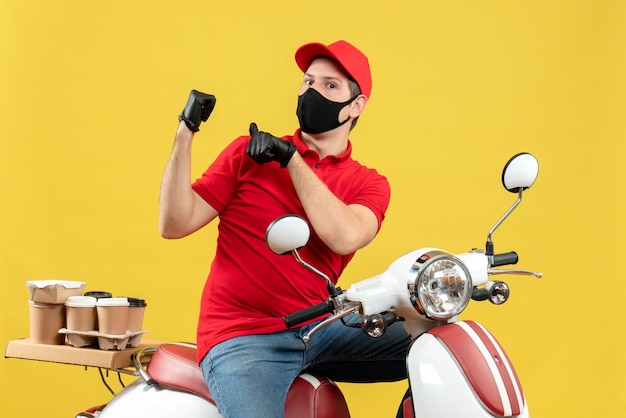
[4,338,164,369]
[26,280,86,304]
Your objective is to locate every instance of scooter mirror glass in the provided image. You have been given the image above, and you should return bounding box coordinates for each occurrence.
[501,152,539,193]
[265,215,311,255]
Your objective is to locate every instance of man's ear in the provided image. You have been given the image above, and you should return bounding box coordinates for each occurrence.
[350,95,368,118]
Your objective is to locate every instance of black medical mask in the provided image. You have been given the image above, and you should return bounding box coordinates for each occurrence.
[296,88,358,134]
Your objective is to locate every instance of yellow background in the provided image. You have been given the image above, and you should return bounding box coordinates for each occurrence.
[1,1,625,417]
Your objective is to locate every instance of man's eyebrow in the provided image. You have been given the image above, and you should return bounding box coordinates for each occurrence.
[303,73,343,83]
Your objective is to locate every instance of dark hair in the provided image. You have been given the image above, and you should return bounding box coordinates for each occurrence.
[348,78,361,130]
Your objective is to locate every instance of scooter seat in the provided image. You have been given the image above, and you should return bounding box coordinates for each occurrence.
[147,343,215,403]
[147,343,350,418]
[285,373,351,418]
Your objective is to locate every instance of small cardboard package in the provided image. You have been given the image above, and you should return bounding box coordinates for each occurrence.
[27,280,86,304]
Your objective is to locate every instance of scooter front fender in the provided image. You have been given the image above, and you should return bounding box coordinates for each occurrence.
[407,320,528,418]
[97,378,221,418]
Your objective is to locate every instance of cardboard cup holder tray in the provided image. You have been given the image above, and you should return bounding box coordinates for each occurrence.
[59,329,149,350]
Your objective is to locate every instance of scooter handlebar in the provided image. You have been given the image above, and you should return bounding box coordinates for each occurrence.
[492,251,518,267]
[284,300,334,329]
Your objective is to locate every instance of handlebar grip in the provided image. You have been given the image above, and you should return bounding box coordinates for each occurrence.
[492,251,519,267]
[284,300,334,329]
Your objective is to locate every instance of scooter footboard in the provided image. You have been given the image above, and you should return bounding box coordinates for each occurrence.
[407,320,528,418]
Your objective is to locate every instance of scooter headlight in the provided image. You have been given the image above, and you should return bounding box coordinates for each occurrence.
[409,251,472,321]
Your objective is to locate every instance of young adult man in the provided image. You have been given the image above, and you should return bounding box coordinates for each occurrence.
[159,40,411,418]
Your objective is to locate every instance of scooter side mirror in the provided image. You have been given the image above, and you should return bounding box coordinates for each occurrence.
[266,215,311,255]
[486,152,540,256]
[501,152,539,193]
[266,215,336,292]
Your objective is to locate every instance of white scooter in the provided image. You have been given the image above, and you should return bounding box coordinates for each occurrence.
[78,152,541,418]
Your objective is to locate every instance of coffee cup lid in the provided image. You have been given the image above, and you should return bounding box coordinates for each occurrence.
[96,297,130,307]
[84,291,112,299]
[120,297,147,307]
[65,296,97,307]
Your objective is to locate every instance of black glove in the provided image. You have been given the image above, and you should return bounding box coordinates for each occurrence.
[246,123,297,168]
[178,90,216,132]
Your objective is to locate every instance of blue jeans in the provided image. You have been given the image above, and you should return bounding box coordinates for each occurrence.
[200,314,411,418]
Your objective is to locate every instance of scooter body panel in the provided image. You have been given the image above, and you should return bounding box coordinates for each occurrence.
[97,378,221,418]
[407,320,529,418]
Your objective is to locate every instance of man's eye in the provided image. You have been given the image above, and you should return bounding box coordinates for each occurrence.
[305,80,314,86]
[328,83,336,89]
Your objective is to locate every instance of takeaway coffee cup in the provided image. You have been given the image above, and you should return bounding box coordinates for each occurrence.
[126,298,147,332]
[83,291,112,329]
[29,301,65,344]
[96,297,130,335]
[65,296,97,331]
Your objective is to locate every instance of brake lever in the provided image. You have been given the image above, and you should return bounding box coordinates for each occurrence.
[488,268,542,279]
[302,302,361,344]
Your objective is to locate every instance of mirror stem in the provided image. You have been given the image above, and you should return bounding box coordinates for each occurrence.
[486,189,523,256]
[292,249,339,297]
